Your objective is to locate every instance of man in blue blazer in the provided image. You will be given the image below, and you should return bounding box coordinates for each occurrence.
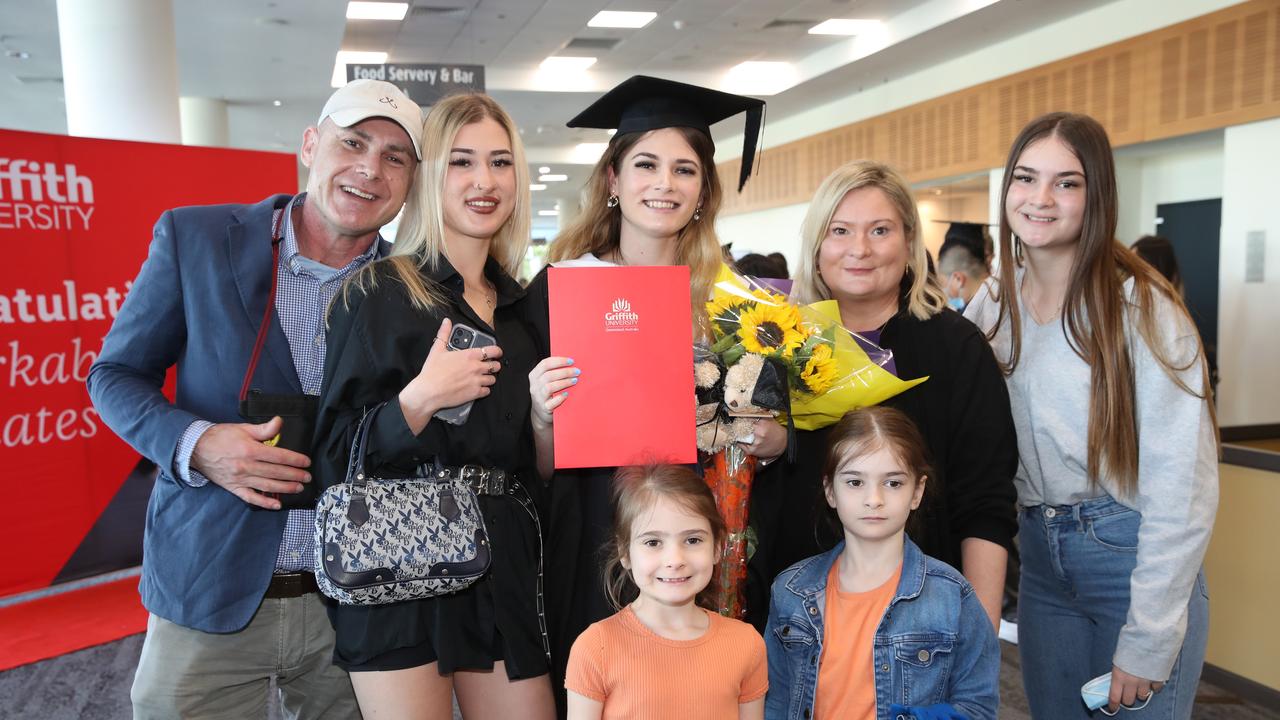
[88,80,422,719]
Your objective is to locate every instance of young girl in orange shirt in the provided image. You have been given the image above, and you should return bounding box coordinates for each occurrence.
[764,407,1000,720]
[566,465,767,720]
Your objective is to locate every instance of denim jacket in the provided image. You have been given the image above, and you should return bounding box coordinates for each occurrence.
[764,537,999,720]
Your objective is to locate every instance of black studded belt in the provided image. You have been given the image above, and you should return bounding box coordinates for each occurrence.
[431,465,511,496]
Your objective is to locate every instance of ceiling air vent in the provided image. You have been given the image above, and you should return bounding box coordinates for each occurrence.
[410,6,468,18]
[761,18,820,31]
[563,37,621,51]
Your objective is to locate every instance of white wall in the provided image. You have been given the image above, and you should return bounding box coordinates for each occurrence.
[918,191,989,258]
[715,203,810,271]
[1218,118,1280,427]
[1115,132,1225,243]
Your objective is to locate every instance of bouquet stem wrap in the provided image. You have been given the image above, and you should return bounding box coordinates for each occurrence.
[703,444,755,620]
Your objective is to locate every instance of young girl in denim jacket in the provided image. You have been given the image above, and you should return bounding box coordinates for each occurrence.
[765,407,999,720]
[566,465,768,720]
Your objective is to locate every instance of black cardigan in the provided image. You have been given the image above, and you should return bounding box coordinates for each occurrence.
[747,305,1018,624]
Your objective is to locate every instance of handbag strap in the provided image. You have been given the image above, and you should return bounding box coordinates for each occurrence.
[345,401,386,489]
[238,205,289,403]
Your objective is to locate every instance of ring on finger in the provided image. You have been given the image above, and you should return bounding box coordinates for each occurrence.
[480,348,489,361]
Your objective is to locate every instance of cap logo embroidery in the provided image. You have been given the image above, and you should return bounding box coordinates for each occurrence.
[379,96,398,109]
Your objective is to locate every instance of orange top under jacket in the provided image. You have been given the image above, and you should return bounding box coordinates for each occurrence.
[815,561,901,720]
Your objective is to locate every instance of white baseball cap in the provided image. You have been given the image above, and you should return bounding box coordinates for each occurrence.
[318,79,423,159]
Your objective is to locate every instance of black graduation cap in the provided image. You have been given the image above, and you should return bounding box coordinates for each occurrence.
[567,75,766,192]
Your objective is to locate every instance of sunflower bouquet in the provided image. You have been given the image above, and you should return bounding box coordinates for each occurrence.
[696,265,840,619]
[703,270,841,415]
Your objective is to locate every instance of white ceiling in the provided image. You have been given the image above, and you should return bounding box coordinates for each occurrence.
[0,0,1117,226]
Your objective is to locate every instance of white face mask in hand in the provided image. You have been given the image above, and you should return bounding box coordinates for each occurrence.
[1081,673,1153,715]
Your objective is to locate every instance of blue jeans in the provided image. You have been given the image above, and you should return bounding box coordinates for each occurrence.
[1017,496,1209,719]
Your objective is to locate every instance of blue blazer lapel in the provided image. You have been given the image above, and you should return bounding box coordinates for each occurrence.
[228,196,303,395]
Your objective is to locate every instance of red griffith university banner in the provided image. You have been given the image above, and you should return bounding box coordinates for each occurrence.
[0,129,296,597]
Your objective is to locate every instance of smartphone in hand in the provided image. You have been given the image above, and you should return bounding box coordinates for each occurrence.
[434,322,497,425]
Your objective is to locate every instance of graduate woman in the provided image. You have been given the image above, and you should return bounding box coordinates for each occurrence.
[520,76,780,713]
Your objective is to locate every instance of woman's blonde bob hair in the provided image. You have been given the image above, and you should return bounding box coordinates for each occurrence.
[346,92,531,310]
[792,160,947,320]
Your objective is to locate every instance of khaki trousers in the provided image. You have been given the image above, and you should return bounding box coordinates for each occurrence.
[131,593,360,720]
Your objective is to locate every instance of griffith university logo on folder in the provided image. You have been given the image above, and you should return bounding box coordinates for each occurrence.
[547,265,695,468]
[604,298,639,332]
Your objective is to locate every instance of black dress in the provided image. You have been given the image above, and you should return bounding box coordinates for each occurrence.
[313,255,549,678]
[520,266,626,712]
[746,303,1019,629]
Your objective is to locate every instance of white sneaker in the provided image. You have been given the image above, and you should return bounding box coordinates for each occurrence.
[998,618,1018,644]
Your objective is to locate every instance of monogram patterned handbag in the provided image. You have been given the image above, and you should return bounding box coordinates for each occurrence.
[314,403,491,605]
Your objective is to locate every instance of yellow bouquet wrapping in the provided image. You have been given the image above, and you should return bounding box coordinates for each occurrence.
[789,299,928,431]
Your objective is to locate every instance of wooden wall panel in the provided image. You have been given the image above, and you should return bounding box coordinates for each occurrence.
[721,0,1280,216]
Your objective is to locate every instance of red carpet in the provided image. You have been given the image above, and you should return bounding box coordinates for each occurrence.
[0,577,147,671]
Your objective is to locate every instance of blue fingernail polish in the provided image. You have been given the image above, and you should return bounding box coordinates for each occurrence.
[562,390,569,397]
[571,377,579,384]
[566,358,574,365]
[574,368,582,376]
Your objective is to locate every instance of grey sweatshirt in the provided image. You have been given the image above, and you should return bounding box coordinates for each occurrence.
[965,274,1217,681]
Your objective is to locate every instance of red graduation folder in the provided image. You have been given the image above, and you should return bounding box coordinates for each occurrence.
[548,265,696,468]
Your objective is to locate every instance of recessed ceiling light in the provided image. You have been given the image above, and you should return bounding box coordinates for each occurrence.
[272,100,283,107]
[530,183,548,191]
[571,143,609,164]
[539,174,569,182]
[808,18,882,35]
[346,2,408,20]
[588,11,657,29]
[331,50,388,88]
[723,61,797,96]
[539,56,597,72]
[538,210,560,217]
[538,166,551,174]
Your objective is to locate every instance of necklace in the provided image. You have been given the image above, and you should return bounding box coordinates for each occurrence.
[466,279,496,311]
[1021,281,1062,324]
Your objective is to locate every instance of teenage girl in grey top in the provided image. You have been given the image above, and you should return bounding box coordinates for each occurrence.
[965,112,1217,720]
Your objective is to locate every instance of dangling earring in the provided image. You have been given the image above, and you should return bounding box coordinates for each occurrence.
[693,204,702,222]
[606,194,619,208]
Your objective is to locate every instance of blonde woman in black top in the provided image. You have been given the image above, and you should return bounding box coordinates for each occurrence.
[315,93,553,719]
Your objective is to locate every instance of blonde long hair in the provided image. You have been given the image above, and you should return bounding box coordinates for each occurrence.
[346,92,531,310]
[989,112,1216,496]
[792,160,948,320]
[549,127,723,336]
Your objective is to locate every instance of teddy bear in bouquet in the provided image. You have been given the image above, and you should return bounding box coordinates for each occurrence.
[695,351,789,452]
[694,354,749,452]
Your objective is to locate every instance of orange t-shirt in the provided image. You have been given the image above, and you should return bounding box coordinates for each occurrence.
[814,561,902,720]
[565,605,768,720]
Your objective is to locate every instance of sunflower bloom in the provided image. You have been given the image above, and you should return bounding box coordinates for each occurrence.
[800,342,839,394]
[737,303,805,355]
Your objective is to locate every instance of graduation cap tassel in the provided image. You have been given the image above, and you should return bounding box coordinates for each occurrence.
[738,104,764,193]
